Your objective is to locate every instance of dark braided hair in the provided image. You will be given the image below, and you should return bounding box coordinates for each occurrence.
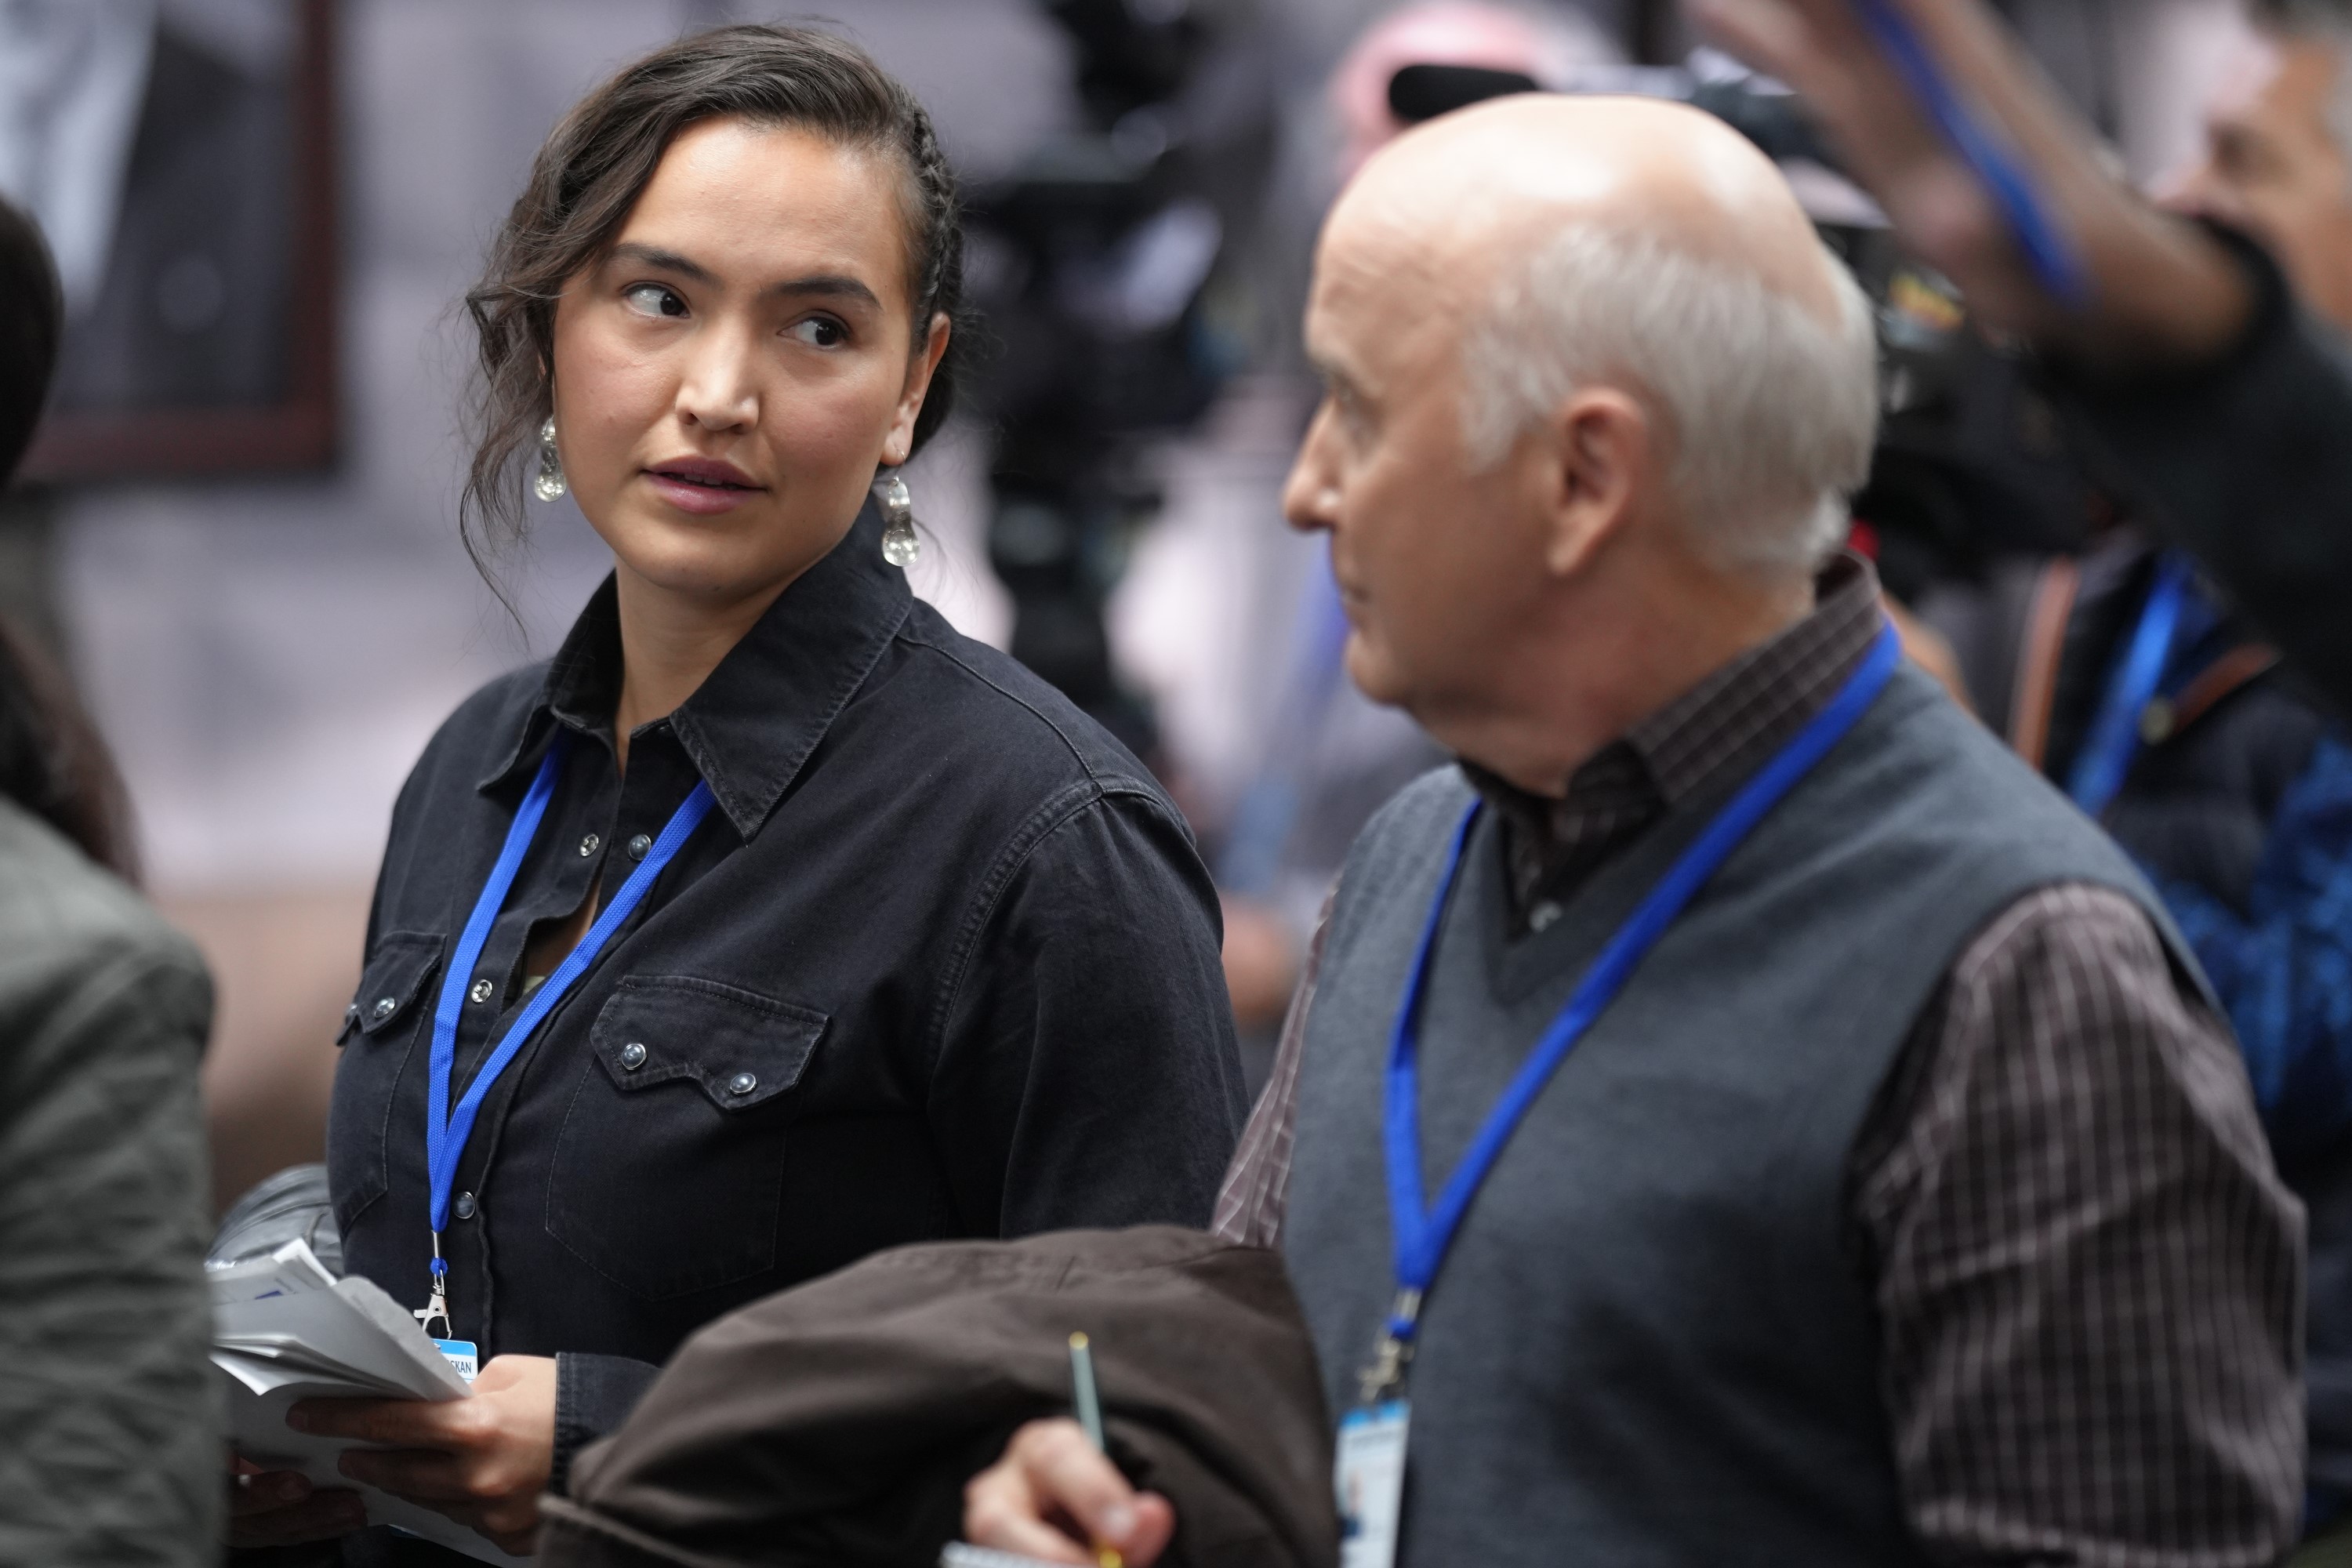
[461,24,967,583]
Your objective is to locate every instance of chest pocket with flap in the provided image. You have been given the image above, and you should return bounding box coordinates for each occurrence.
[547,975,827,1298]
[326,931,445,1230]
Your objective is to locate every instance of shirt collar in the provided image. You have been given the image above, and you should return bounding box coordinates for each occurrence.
[1465,549,1885,844]
[479,498,913,839]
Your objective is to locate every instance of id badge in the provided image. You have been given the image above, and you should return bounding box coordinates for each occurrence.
[433,1338,479,1383]
[1335,1399,1410,1568]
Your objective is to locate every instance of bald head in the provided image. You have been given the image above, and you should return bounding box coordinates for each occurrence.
[1310,94,1878,573]
[1341,95,1847,330]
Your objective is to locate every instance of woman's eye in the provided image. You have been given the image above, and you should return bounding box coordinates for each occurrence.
[789,317,847,349]
[622,283,688,319]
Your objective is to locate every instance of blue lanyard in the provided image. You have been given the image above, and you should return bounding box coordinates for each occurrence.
[1852,0,2089,304]
[419,729,716,1329]
[1363,624,1900,1400]
[2065,551,2197,821]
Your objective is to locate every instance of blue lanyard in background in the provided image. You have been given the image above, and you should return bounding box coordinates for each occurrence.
[1363,625,1902,1400]
[2065,551,2198,821]
[1851,0,2091,305]
[417,729,717,1332]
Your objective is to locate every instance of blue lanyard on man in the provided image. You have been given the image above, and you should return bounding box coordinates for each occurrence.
[1334,625,1901,1568]
[416,728,716,1343]
[2065,550,2198,822]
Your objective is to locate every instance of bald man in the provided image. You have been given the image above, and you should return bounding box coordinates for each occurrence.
[964,97,2302,1567]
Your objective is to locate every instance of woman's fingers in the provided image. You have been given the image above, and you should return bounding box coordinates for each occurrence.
[291,1393,478,1448]
[339,1445,473,1502]
[227,1467,310,1518]
[224,1483,367,1547]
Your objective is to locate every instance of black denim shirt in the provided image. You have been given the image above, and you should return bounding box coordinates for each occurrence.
[324,504,1245,1534]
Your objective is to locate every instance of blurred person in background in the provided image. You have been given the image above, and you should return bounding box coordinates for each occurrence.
[0,196,218,1565]
[965,93,2302,1567]
[1697,0,2352,706]
[1696,0,2352,1551]
[227,26,1243,1563]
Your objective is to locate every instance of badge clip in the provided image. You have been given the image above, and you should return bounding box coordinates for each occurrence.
[1356,1287,1422,1405]
[414,1229,453,1341]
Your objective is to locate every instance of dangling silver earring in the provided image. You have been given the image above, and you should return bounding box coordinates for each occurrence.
[532,416,568,502]
[878,470,920,567]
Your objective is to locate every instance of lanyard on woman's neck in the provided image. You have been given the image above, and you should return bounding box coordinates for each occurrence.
[416,728,716,1338]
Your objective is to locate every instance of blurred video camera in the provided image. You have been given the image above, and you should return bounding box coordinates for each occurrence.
[1390,59,2100,602]
[960,0,1263,757]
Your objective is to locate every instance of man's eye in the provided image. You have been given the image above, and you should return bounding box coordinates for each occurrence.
[622,284,688,318]
[789,317,847,348]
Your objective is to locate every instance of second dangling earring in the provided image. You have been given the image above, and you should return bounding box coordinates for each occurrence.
[532,416,568,502]
[878,470,920,567]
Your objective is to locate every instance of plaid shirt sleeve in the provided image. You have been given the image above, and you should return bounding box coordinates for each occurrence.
[1850,882,2304,1566]
[1210,886,1329,1248]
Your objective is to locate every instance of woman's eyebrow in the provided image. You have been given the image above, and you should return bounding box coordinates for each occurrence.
[604,244,880,310]
[766,274,880,308]
[606,244,880,310]
[608,241,713,283]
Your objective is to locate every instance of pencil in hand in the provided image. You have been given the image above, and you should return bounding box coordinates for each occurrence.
[1068,1333,1121,1568]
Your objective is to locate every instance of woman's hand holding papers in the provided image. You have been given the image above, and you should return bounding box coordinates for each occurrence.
[283,1352,558,1556]
[227,1454,368,1547]
[964,1417,1177,1566]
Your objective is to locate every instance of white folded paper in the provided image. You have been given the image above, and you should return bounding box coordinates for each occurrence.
[211,1239,532,1564]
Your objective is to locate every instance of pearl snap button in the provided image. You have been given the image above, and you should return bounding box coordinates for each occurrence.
[579,833,601,857]
[728,1072,757,1096]
[371,996,397,1021]
[619,1042,648,1071]
[454,1191,477,1221]
[468,978,494,1004]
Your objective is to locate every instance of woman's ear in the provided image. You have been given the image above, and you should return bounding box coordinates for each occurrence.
[886,311,953,464]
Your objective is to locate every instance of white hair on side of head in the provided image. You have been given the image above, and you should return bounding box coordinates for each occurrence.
[1461,223,1880,575]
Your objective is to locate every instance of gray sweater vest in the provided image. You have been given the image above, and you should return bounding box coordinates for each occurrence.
[1282,666,2194,1567]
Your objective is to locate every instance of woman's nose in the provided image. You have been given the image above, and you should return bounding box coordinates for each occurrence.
[675,328,760,433]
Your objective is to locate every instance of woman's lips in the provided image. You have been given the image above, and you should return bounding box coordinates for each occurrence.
[644,459,764,517]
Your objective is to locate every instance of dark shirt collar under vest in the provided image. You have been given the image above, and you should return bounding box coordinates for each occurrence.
[477,498,914,840]
[1463,550,1883,921]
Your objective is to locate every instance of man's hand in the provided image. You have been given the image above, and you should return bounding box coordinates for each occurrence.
[964,1418,1178,1566]
[289,1353,558,1557]
[1692,0,2254,370]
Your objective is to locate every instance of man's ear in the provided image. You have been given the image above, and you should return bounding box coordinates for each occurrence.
[1534,387,1652,577]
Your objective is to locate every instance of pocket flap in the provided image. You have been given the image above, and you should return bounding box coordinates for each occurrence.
[339,931,445,1044]
[588,976,825,1110]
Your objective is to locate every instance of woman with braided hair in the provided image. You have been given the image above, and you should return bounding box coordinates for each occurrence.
[228,27,1244,1560]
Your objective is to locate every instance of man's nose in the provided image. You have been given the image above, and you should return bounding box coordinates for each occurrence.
[1281,406,1341,534]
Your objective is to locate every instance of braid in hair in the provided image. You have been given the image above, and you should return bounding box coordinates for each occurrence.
[885,91,968,456]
